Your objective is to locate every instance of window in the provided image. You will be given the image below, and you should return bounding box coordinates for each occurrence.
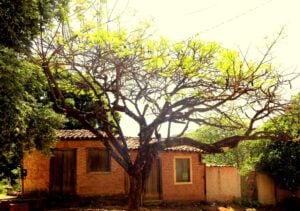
[87,148,111,172]
[175,158,191,183]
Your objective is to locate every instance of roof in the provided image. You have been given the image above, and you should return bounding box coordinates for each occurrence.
[57,129,203,153]
[57,129,98,140]
[126,137,203,152]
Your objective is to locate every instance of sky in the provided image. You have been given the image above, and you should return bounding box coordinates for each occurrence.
[112,0,300,136]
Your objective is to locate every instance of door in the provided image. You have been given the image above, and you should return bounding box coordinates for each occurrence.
[144,158,162,200]
[50,149,76,195]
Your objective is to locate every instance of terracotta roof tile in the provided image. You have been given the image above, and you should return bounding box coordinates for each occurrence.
[57,130,203,153]
[57,129,98,140]
[126,137,203,152]
[165,145,202,153]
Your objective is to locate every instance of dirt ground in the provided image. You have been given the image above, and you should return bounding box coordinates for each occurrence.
[48,203,276,211]
[1,195,296,211]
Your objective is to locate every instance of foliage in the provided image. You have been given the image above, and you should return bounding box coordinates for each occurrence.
[51,71,121,130]
[0,47,65,182]
[256,140,300,192]
[0,0,69,183]
[0,0,69,51]
[186,126,269,175]
[255,94,300,192]
[263,94,300,139]
[0,179,8,195]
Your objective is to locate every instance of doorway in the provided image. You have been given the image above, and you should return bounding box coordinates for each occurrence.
[144,158,162,200]
[49,149,76,195]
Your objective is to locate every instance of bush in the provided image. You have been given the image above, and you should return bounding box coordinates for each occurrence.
[256,141,300,192]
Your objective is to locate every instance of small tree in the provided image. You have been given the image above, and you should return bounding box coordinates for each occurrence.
[32,1,294,209]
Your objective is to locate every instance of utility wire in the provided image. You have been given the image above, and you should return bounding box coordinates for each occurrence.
[185,0,221,16]
[198,0,274,34]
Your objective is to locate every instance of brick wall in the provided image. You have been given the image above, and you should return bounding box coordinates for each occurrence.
[56,140,126,196]
[160,152,205,201]
[24,140,126,196]
[23,141,206,201]
[23,151,50,194]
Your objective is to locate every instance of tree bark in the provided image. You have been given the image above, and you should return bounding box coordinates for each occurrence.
[127,173,143,211]
[127,150,154,211]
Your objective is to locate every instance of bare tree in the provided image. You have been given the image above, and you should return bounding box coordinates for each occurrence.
[31,3,293,209]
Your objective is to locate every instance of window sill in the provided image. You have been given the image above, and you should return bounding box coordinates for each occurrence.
[87,171,112,174]
[174,181,193,185]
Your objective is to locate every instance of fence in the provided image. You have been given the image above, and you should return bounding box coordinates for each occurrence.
[205,166,300,205]
[206,166,241,202]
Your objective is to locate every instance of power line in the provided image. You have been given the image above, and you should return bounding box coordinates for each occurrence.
[185,0,221,16]
[198,0,274,34]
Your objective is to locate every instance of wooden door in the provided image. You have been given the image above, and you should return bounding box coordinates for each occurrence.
[50,149,76,195]
[144,158,161,200]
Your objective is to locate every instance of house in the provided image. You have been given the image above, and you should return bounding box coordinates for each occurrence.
[23,129,206,202]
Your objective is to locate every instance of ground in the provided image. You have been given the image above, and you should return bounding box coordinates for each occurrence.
[46,199,276,211]
[1,195,297,211]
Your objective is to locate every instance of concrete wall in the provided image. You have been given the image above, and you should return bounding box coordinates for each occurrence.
[206,166,241,202]
[256,173,276,205]
[256,172,300,205]
[160,152,206,201]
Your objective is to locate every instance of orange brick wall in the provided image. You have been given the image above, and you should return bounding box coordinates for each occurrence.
[24,140,126,196]
[23,151,50,193]
[24,141,206,201]
[159,152,205,201]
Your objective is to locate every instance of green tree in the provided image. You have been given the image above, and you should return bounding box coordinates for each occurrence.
[262,94,300,139]
[256,94,300,192]
[187,126,269,175]
[0,0,69,51]
[256,141,300,192]
[34,1,293,210]
[0,0,68,182]
[0,48,65,182]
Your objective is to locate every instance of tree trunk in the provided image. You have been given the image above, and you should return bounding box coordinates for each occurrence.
[127,139,156,210]
[127,174,143,211]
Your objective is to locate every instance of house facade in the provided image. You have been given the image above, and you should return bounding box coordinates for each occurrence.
[23,130,206,202]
